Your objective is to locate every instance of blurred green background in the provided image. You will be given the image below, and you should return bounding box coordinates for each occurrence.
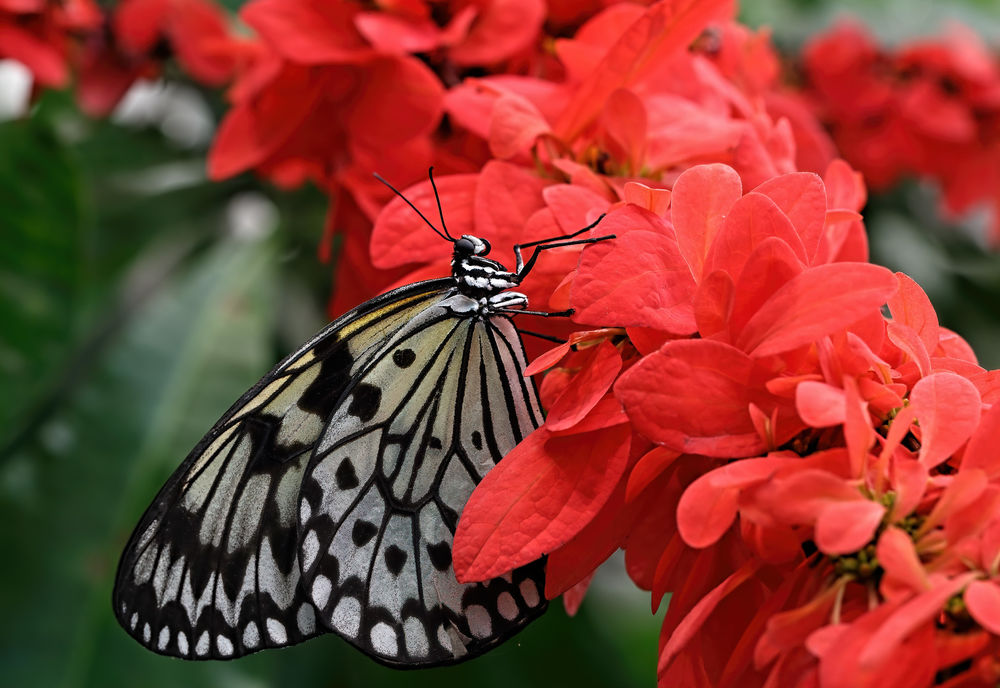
[4,1,1000,687]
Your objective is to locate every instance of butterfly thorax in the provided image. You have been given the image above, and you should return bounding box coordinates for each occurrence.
[451,234,521,303]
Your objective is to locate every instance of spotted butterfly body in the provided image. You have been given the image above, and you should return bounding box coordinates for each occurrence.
[112,222,580,666]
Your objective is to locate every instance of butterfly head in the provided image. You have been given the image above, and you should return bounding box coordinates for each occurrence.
[454,235,491,257]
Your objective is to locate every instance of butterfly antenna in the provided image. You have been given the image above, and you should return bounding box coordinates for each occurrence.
[373,172,453,243]
[427,167,456,241]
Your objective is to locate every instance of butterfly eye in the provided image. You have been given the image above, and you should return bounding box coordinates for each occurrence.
[455,237,475,254]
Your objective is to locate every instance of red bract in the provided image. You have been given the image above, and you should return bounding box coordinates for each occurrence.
[0,0,100,88]
[804,20,1000,242]
[77,0,241,115]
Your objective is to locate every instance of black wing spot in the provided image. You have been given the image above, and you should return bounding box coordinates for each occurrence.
[426,541,452,571]
[352,520,378,547]
[429,436,442,450]
[335,458,359,490]
[471,430,483,450]
[348,383,382,422]
[392,348,416,368]
[384,545,408,576]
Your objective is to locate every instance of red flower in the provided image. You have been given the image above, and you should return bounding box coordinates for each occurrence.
[0,0,100,88]
[76,0,243,116]
[804,20,1000,242]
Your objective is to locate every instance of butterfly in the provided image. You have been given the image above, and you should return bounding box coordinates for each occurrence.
[112,169,611,667]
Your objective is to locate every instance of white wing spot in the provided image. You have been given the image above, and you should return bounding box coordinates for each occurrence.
[519,579,540,607]
[297,603,316,635]
[436,624,451,653]
[157,626,170,650]
[302,529,320,571]
[332,596,361,638]
[216,635,234,657]
[142,622,151,644]
[465,604,492,639]
[177,631,189,656]
[195,631,210,657]
[311,574,332,609]
[403,617,429,658]
[497,591,518,621]
[129,612,138,630]
[266,618,288,645]
[243,621,260,649]
[370,621,398,657]
[299,498,312,525]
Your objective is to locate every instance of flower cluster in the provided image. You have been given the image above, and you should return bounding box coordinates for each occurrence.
[803,22,1000,242]
[1,0,240,116]
[355,4,1000,687]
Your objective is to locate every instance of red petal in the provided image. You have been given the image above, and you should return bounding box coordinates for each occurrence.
[489,93,551,159]
[754,466,861,524]
[735,262,897,357]
[570,205,697,333]
[859,573,977,670]
[207,64,320,180]
[965,581,1000,634]
[453,424,631,582]
[241,0,371,63]
[677,458,794,547]
[0,23,68,87]
[909,372,981,468]
[703,192,806,286]
[370,173,477,268]
[353,12,441,54]
[796,381,845,427]
[624,182,671,216]
[823,158,867,212]
[448,0,545,65]
[886,321,931,377]
[616,340,764,457]
[542,183,610,235]
[814,499,884,555]
[921,469,988,536]
[546,342,623,431]
[554,0,734,142]
[671,163,742,282]
[658,559,760,675]
[752,172,827,261]
[524,342,571,376]
[876,526,929,598]
[599,88,647,173]
[560,572,595,617]
[692,270,734,339]
[626,446,681,502]
[473,160,548,250]
[549,395,628,435]
[887,273,940,354]
[726,237,805,342]
[113,0,170,54]
[346,56,444,146]
[545,470,655,599]
[963,403,1000,479]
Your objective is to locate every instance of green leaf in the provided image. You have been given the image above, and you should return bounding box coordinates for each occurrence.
[0,117,85,450]
[0,234,280,688]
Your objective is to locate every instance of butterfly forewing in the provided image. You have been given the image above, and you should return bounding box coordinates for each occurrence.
[113,280,455,659]
[297,298,547,666]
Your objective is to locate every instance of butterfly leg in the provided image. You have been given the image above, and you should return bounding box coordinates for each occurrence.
[512,214,607,273]
[514,234,615,281]
[487,291,528,310]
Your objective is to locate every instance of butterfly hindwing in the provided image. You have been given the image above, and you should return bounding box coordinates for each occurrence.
[113,280,454,659]
[297,299,548,667]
